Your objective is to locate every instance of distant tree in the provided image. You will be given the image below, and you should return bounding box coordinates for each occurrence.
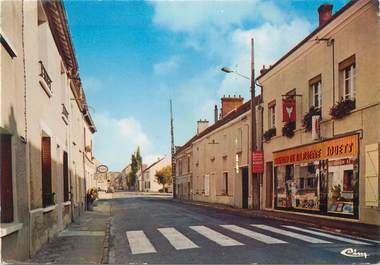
[155,165,172,192]
[128,147,142,190]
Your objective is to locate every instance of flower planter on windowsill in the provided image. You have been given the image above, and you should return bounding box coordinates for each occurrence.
[282,121,296,138]
[263,127,276,141]
[330,98,356,120]
[303,106,321,132]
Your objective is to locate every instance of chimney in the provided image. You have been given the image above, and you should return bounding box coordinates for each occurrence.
[318,4,333,27]
[220,95,244,118]
[214,105,218,123]
[197,119,209,135]
[260,65,269,75]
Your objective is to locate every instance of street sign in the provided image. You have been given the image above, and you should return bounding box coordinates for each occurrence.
[252,151,264,173]
[97,164,108,173]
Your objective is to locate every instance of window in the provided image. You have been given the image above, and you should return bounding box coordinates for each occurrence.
[41,136,53,207]
[236,128,242,151]
[1,134,14,222]
[187,156,190,173]
[309,75,322,109]
[339,55,356,100]
[222,172,228,195]
[268,100,276,129]
[178,159,182,176]
[63,151,69,202]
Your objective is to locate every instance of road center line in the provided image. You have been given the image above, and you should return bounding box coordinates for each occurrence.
[190,225,244,246]
[126,230,157,254]
[250,224,331,244]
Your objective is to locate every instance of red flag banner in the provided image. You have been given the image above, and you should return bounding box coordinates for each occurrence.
[282,98,296,122]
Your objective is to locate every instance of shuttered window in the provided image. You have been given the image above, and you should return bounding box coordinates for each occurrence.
[0,134,14,223]
[63,151,69,202]
[365,144,379,207]
[41,137,53,207]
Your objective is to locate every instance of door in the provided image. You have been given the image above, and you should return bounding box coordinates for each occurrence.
[242,167,249,209]
[266,162,273,208]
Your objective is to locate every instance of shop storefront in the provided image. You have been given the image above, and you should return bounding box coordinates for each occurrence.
[273,134,359,219]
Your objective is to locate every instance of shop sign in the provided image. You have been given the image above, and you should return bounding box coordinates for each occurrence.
[252,151,264,173]
[273,134,358,166]
[312,115,321,140]
[97,164,108,173]
[282,98,296,122]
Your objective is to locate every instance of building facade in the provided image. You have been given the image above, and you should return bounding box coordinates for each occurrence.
[142,156,171,192]
[174,96,263,208]
[1,0,96,261]
[258,0,380,225]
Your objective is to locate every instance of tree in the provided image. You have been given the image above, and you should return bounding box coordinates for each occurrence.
[155,165,172,192]
[128,147,142,190]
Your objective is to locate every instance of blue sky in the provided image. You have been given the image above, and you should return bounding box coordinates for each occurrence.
[64,0,346,171]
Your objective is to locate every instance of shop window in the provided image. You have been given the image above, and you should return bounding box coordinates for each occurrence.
[0,134,14,223]
[41,136,53,207]
[327,158,358,216]
[339,55,356,101]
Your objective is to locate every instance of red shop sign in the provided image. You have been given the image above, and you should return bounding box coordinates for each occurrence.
[252,151,264,173]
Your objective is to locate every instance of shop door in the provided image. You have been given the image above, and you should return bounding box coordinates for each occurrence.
[242,167,249,209]
[266,162,273,208]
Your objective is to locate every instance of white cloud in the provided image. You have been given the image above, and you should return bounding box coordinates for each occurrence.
[153,56,181,75]
[93,112,156,171]
[82,76,103,92]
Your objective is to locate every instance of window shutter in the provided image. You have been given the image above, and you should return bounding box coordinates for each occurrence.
[204,175,209,196]
[0,135,14,222]
[63,151,69,202]
[365,144,379,207]
[41,137,52,207]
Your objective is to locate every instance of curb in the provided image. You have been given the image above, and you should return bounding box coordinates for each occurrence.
[174,199,380,240]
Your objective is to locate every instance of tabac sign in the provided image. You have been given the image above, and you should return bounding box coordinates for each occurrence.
[273,134,359,166]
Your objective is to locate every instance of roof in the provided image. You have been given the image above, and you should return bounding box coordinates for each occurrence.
[175,95,262,155]
[143,156,168,173]
[42,0,96,132]
[257,0,358,80]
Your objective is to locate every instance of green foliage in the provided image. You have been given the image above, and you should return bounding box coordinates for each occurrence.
[330,98,355,119]
[155,165,172,190]
[127,146,142,189]
[302,106,321,132]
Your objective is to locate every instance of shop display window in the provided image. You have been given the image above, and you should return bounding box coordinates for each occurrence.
[327,158,357,215]
[293,162,320,210]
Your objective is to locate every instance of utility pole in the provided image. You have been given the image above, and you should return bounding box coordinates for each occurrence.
[170,100,176,198]
[250,38,259,210]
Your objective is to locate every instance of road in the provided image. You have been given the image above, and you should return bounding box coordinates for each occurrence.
[108,194,380,264]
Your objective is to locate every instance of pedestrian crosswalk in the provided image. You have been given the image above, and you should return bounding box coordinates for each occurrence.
[125,224,374,255]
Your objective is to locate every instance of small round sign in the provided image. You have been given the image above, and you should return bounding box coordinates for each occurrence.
[97,164,108,173]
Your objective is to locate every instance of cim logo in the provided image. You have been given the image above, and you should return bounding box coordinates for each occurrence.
[340,248,368,258]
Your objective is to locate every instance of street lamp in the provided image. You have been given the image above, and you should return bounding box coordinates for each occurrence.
[221,38,260,210]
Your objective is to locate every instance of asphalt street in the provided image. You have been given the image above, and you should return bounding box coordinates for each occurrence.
[108,195,380,264]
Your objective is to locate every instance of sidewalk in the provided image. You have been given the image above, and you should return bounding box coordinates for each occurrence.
[176,199,380,241]
[29,201,111,264]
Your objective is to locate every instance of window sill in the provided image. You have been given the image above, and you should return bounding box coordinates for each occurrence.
[63,201,71,206]
[0,222,23,237]
[42,204,57,213]
[39,77,52,97]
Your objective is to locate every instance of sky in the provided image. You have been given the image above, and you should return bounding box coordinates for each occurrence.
[64,0,347,171]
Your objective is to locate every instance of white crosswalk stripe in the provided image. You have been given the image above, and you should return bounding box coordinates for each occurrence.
[126,230,157,254]
[282,226,370,245]
[221,225,287,244]
[251,224,331,244]
[158,227,199,250]
[190,225,244,246]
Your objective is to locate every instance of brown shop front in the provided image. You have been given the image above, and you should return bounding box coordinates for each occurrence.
[273,134,359,219]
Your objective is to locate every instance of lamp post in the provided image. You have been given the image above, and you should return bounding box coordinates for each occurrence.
[221,38,259,210]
